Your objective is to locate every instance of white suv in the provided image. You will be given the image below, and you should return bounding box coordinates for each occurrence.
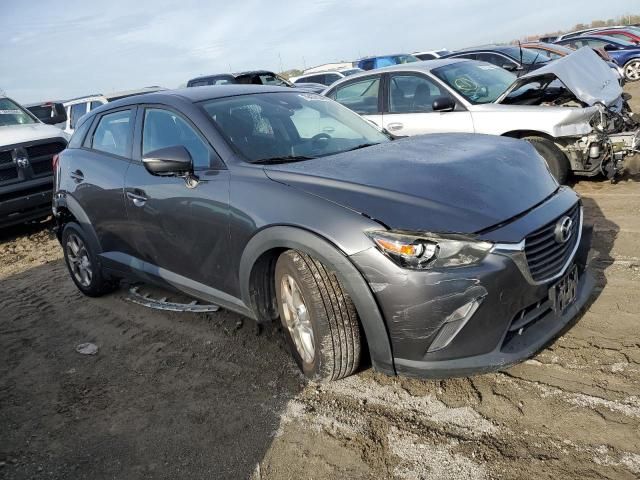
[290,68,363,87]
[63,87,164,134]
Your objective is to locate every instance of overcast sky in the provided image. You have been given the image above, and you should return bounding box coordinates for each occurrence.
[1,0,636,103]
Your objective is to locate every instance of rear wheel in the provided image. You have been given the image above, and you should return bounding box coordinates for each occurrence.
[524,136,570,184]
[275,250,361,381]
[623,59,640,82]
[62,223,116,297]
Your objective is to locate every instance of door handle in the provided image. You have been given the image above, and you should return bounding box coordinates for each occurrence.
[387,122,404,131]
[126,191,147,207]
[70,170,84,182]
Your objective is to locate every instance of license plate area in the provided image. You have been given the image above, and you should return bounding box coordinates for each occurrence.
[549,265,579,314]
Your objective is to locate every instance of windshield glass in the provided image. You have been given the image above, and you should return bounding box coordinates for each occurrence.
[394,54,420,64]
[0,98,38,127]
[599,35,635,47]
[501,47,552,64]
[202,92,390,163]
[341,68,363,76]
[432,62,516,104]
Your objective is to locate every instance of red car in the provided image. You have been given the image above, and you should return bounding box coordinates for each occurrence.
[592,29,640,45]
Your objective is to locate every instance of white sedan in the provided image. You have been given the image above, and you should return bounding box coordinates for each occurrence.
[323,48,639,183]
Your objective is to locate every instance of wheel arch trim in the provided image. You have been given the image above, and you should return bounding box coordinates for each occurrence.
[239,225,395,375]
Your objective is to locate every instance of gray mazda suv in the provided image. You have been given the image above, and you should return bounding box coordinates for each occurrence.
[53,85,594,381]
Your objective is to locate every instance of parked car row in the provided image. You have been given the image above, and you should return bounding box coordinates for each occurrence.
[3,23,640,384]
[324,47,639,183]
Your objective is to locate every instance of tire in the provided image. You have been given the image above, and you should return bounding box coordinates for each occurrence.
[623,59,640,82]
[61,222,116,297]
[524,136,570,184]
[275,250,361,381]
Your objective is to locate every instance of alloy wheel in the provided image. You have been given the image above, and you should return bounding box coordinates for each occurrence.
[625,60,640,81]
[66,233,93,287]
[280,274,315,363]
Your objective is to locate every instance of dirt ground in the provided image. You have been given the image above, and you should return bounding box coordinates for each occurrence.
[1,85,640,480]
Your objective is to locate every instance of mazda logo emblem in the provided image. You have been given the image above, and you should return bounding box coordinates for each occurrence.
[554,216,573,244]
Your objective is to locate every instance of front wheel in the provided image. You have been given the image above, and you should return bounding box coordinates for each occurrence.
[524,136,570,184]
[623,59,640,82]
[275,250,361,381]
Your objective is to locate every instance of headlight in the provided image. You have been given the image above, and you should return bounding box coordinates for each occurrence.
[366,230,493,270]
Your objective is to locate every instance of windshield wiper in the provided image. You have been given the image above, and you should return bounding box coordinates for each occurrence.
[345,142,380,152]
[252,155,315,165]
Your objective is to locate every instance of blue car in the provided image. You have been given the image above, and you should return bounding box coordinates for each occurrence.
[354,53,420,71]
[555,35,640,82]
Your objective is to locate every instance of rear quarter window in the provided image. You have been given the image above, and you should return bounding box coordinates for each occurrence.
[68,117,93,148]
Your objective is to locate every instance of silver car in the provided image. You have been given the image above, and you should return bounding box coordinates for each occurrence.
[324,48,639,183]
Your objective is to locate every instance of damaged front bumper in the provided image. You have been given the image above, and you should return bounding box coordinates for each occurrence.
[350,190,595,379]
[561,126,640,178]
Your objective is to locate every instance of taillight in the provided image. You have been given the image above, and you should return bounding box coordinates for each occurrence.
[52,154,59,170]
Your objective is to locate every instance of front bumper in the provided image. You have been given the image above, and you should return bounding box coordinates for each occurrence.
[350,191,594,378]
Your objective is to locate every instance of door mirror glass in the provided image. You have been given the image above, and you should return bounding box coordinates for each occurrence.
[432,96,456,112]
[143,145,193,176]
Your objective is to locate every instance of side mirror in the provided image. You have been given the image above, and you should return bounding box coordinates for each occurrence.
[502,63,518,71]
[29,102,68,125]
[432,96,456,112]
[603,44,618,51]
[142,145,193,176]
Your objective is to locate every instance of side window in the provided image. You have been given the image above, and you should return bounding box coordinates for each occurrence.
[333,77,380,114]
[68,117,93,149]
[417,53,436,60]
[91,109,132,157]
[305,74,324,84]
[70,103,88,130]
[389,75,446,113]
[89,101,103,111]
[451,53,478,61]
[142,108,211,169]
[476,53,513,67]
[584,39,608,48]
[324,73,341,85]
[360,59,375,71]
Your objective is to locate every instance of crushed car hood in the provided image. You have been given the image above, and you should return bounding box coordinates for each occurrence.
[264,134,558,234]
[0,123,69,146]
[500,47,622,107]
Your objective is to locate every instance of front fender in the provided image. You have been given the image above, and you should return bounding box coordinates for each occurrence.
[239,226,395,375]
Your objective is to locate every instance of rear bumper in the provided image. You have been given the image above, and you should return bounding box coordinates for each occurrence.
[0,178,52,228]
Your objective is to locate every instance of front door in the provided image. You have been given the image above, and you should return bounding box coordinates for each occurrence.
[124,106,230,293]
[382,73,474,136]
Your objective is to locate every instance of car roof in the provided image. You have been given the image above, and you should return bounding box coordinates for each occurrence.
[188,70,276,83]
[356,53,414,61]
[325,58,469,90]
[558,35,622,43]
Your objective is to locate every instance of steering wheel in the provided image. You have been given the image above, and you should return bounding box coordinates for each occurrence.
[310,133,331,151]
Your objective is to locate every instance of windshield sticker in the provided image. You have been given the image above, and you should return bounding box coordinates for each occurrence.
[0,110,23,115]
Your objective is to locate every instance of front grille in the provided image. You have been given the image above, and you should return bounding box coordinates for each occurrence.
[32,161,53,176]
[26,142,66,159]
[0,150,12,166]
[524,203,581,282]
[0,168,19,182]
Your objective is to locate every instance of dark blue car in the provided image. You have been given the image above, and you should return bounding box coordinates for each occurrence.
[354,53,420,71]
[555,35,640,82]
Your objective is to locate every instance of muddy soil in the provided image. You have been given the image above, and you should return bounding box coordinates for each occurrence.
[1,84,639,480]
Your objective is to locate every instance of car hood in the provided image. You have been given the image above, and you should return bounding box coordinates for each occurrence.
[263,134,558,234]
[0,122,69,146]
[499,47,622,106]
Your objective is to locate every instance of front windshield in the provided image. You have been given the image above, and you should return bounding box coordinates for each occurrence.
[432,62,516,104]
[202,92,390,163]
[0,98,38,127]
[501,47,552,64]
[599,35,635,47]
[341,68,363,76]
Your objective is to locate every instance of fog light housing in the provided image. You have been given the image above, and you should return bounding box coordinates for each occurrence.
[427,296,484,352]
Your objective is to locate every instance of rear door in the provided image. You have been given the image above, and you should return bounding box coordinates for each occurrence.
[65,107,135,255]
[381,72,474,136]
[124,105,230,292]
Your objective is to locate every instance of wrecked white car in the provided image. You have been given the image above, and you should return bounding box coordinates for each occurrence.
[325,47,639,183]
